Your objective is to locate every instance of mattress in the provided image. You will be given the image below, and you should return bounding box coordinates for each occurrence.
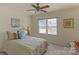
[3,36,48,55]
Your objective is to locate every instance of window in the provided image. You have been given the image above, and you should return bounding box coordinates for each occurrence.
[39,20,46,33]
[47,18,57,35]
[39,18,57,35]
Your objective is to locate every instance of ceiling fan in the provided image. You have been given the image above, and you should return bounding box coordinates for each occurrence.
[26,3,49,13]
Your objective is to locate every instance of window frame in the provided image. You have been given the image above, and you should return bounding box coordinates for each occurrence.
[38,18,57,35]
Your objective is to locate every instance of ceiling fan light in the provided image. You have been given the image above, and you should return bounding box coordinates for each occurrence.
[35,10,43,14]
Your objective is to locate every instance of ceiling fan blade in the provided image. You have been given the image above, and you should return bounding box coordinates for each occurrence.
[36,3,39,5]
[26,9,36,11]
[36,3,39,7]
[40,5,49,9]
[40,10,47,12]
[32,4,37,8]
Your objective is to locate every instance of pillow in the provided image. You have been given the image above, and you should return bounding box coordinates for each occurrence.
[18,31,26,39]
[69,42,78,54]
[74,41,79,48]
[7,32,18,40]
[13,33,18,39]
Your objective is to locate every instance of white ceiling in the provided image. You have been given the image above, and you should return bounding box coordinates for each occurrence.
[0,3,79,15]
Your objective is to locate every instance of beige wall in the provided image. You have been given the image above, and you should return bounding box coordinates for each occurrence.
[0,6,31,51]
[31,6,79,47]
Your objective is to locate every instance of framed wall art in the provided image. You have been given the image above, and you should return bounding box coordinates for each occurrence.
[63,18,74,28]
[11,17,20,28]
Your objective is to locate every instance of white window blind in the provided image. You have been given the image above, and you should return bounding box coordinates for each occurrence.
[39,18,57,35]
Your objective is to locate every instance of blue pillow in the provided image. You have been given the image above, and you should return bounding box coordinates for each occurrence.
[18,31,26,39]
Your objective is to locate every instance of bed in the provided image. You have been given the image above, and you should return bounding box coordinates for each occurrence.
[3,36,48,55]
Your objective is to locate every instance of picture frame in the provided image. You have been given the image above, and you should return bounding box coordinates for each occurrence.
[63,18,74,28]
[11,17,20,28]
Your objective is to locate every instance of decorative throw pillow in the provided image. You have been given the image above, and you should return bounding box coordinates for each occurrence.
[18,31,26,39]
[70,41,79,54]
[7,32,18,40]
[13,33,18,39]
[74,41,79,48]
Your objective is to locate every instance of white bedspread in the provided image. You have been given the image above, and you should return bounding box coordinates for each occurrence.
[3,36,48,55]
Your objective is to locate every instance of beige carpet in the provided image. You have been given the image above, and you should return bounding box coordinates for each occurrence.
[44,43,71,55]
